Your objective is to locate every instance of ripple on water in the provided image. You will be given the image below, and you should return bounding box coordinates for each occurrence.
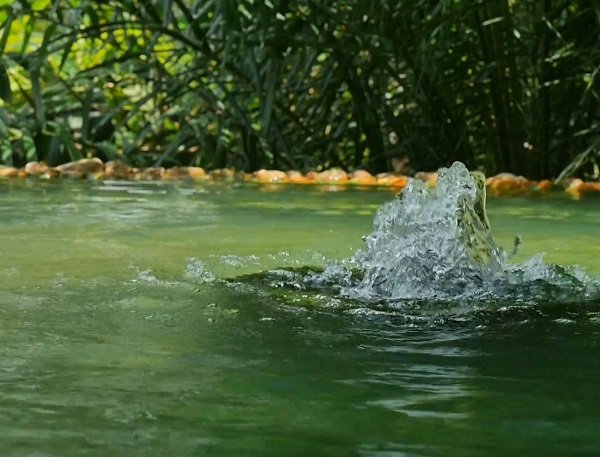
[3,178,600,456]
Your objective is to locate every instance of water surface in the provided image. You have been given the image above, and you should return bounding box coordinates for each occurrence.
[0,179,599,456]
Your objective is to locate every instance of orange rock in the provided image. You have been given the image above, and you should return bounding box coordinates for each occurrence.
[534,179,553,192]
[315,169,348,184]
[580,181,600,192]
[211,168,236,180]
[488,175,531,196]
[0,166,22,178]
[187,166,207,180]
[349,170,378,186]
[376,175,397,186]
[105,161,131,180]
[24,161,50,176]
[286,170,301,180]
[490,172,520,180]
[377,175,408,188]
[241,172,256,182]
[496,180,520,196]
[414,172,438,188]
[351,170,374,179]
[162,168,181,180]
[566,179,600,195]
[42,168,60,179]
[255,169,289,184]
[488,179,507,196]
[139,167,165,180]
[164,166,208,180]
[287,171,314,185]
[391,176,409,189]
[566,179,585,199]
[567,178,584,191]
[56,158,104,175]
[588,182,600,192]
[127,167,139,180]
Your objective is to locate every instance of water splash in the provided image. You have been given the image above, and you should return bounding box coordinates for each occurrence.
[346,162,508,300]
[330,161,598,305]
[197,161,599,314]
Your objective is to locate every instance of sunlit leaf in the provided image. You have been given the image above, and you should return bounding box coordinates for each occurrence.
[31,0,51,11]
[0,14,14,54]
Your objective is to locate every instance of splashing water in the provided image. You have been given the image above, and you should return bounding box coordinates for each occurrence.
[325,161,597,304]
[218,162,599,309]
[344,162,507,300]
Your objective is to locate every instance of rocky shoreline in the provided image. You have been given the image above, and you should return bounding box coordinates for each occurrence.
[1,158,599,198]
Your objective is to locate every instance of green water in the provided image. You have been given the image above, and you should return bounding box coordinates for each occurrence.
[1,180,599,456]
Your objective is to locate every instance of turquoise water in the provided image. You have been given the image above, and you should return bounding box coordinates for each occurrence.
[1,179,599,456]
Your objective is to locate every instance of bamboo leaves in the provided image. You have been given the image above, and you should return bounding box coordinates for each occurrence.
[0,0,598,177]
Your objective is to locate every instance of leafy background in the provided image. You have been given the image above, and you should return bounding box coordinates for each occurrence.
[0,0,599,179]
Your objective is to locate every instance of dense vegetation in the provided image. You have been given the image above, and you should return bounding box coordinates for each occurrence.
[0,0,599,179]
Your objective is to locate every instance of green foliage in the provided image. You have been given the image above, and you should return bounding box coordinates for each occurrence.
[0,0,598,178]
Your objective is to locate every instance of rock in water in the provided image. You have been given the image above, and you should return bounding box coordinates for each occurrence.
[56,158,104,176]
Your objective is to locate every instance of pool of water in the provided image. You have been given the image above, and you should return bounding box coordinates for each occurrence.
[1,179,599,456]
